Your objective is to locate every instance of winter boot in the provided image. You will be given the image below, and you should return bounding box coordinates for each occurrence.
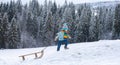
[64,46,69,49]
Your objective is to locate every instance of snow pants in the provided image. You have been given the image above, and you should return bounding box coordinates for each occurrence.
[57,39,69,51]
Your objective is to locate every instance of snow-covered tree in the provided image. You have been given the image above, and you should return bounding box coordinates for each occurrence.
[29,0,40,16]
[0,13,4,48]
[26,12,38,39]
[16,0,22,14]
[43,12,54,46]
[113,4,120,39]
[76,4,91,42]
[51,2,57,15]
[8,1,16,22]
[8,17,20,49]
[1,13,9,48]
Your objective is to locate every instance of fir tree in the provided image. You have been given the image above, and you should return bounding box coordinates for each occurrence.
[0,13,3,48]
[9,17,20,49]
[51,2,57,15]
[113,4,120,39]
[16,0,22,14]
[1,13,9,48]
[26,12,38,39]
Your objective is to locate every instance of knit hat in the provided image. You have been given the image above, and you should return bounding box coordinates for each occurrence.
[62,23,68,31]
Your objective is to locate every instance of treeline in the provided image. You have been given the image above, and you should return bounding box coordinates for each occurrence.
[0,0,120,49]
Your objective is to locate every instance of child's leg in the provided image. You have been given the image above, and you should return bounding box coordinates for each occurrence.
[57,41,62,51]
[64,39,69,48]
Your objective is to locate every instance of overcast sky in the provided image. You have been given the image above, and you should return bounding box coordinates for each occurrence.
[0,0,119,5]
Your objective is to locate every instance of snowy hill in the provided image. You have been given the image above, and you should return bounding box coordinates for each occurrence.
[0,40,120,65]
[91,1,120,7]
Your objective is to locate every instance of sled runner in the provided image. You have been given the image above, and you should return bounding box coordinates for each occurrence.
[19,49,44,61]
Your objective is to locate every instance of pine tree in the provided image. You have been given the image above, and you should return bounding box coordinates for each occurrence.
[26,12,38,39]
[51,2,57,15]
[8,1,16,22]
[97,7,105,40]
[16,0,22,14]
[1,13,9,48]
[43,12,54,46]
[89,7,100,41]
[8,17,20,49]
[53,7,62,37]
[29,0,40,16]
[20,4,28,32]
[113,4,120,39]
[76,4,91,42]
[68,2,76,42]
[0,13,3,48]
[38,0,48,46]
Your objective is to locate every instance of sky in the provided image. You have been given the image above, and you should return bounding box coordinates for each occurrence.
[0,0,119,5]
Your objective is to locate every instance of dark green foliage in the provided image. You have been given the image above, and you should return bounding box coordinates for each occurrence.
[16,0,22,14]
[51,2,57,15]
[113,4,120,39]
[0,13,9,49]
[9,17,20,49]
[26,12,38,39]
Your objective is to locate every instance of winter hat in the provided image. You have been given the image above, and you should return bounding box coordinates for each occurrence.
[62,23,68,31]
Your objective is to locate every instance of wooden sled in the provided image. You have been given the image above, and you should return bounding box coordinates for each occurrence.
[19,50,44,61]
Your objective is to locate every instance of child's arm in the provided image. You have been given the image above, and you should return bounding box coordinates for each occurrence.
[68,35,71,39]
[54,36,58,41]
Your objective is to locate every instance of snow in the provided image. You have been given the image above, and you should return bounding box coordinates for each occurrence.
[0,40,120,65]
[0,0,119,5]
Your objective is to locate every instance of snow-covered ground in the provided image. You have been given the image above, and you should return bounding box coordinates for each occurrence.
[0,40,120,65]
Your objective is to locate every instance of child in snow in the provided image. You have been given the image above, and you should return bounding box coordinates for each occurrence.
[55,23,71,51]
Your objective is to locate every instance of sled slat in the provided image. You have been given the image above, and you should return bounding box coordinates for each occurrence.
[19,50,44,61]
